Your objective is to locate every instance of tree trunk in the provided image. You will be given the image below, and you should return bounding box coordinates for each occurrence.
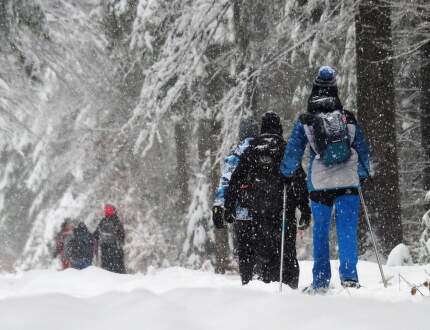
[234,0,288,119]
[203,42,236,274]
[355,0,402,254]
[174,120,189,213]
[421,10,430,192]
[0,0,8,34]
[210,121,228,274]
[198,118,228,273]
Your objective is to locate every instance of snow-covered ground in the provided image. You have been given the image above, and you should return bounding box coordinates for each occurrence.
[0,261,429,330]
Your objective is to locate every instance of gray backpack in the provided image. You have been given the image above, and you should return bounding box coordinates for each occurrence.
[312,109,351,166]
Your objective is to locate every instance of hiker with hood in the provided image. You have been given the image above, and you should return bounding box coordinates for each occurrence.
[213,118,259,285]
[65,222,94,270]
[280,66,372,293]
[53,219,74,269]
[93,204,126,273]
[225,112,311,289]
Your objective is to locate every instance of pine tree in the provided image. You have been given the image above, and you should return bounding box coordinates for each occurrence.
[355,0,403,254]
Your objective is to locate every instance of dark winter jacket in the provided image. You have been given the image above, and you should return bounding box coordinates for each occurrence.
[94,215,126,273]
[225,133,310,219]
[54,223,74,269]
[65,223,94,264]
[94,215,125,247]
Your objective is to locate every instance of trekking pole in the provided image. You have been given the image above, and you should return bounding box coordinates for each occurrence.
[279,184,287,293]
[358,188,388,288]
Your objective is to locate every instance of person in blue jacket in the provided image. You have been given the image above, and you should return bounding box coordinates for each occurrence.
[65,222,94,270]
[212,118,259,284]
[280,66,372,293]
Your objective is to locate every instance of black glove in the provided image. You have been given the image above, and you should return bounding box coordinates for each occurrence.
[224,208,235,224]
[212,206,225,229]
[297,211,311,231]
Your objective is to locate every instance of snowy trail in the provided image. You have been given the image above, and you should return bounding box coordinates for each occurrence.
[0,261,429,330]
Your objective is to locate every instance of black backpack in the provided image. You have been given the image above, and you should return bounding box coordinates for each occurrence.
[236,134,285,215]
[312,105,351,166]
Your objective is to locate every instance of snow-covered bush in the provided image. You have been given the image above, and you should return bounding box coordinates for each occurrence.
[386,243,412,266]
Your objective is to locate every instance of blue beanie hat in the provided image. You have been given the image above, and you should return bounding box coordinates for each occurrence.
[314,66,337,87]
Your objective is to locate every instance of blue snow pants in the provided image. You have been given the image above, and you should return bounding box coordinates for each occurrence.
[311,194,360,288]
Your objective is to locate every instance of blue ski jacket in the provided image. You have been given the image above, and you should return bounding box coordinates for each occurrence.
[214,138,253,220]
[280,111,372,192]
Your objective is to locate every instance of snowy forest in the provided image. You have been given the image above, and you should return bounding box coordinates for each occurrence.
[0,0,429,274]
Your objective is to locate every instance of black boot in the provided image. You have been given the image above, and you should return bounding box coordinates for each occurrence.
[341,280,361,288]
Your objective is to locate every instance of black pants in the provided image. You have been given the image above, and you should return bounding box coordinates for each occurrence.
[253,209,299,289]
[234,220,258,285]
[100,244,126,274]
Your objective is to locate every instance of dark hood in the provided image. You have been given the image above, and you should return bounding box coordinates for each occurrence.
[260,112,283,136]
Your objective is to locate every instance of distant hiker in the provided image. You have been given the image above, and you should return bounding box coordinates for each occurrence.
[53,219,75,269]
[280,66,372,293]
[225,112,310,289]
[94,204,126,273]
[213,118,259,285]
[65,222,94,270]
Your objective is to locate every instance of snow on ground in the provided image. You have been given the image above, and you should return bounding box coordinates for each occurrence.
[0,261,429,330]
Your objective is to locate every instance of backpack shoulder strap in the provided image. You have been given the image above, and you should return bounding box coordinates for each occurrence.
[299,113,314,126]
[342,109,357,144]
[300,113,319,155]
